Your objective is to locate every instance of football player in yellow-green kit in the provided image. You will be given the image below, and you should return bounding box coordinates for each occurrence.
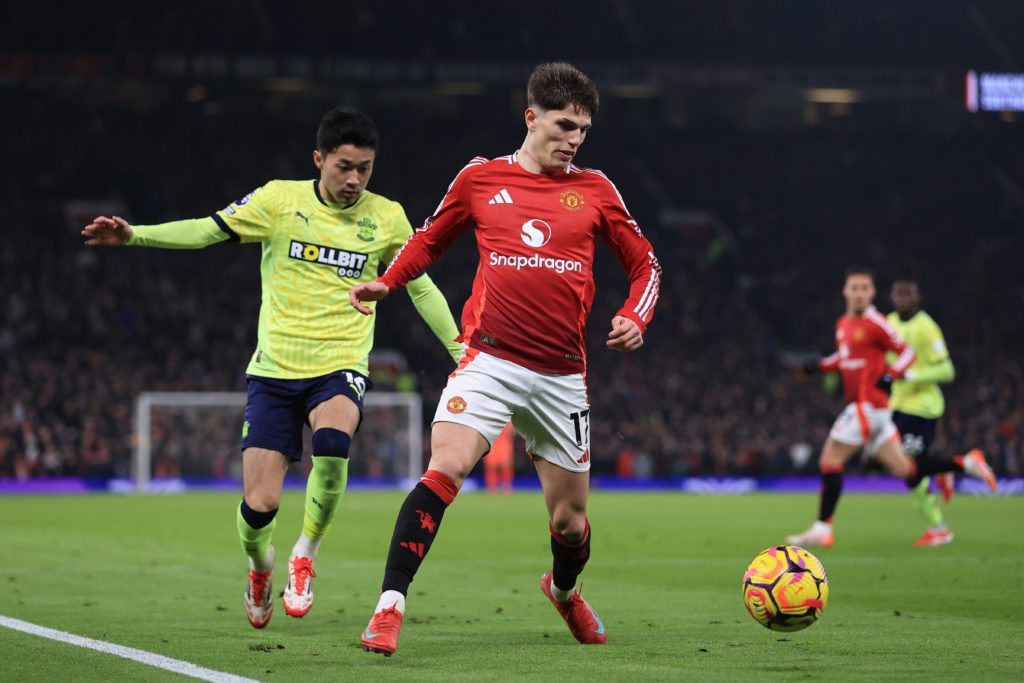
[887,276,989,547]
[82,107,462,628]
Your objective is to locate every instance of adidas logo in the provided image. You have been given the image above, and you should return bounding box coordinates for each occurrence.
[488,188,514,205]
[400,541,425,558]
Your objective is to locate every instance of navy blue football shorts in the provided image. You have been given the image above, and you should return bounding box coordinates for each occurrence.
[240,369,372,461]
[892,411,937,460]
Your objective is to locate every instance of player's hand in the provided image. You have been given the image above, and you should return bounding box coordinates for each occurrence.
[790,359,819,381]
[802,359,820,375]
[349,281,390,315]
[885,366,906,380]
[607,315,643,352]
[82,215,133,246]
[875,373,893,394]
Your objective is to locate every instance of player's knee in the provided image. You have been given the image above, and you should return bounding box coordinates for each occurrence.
[429,423,489,485]
[242,489,281,515]
[240,498,277,528]
[312,428,352,460]
[425,454,475,488]
[420,469,460,506]
[819,446,846,472]
[555,526,586,544]
[550,508,588,542]
[889,457,913,479]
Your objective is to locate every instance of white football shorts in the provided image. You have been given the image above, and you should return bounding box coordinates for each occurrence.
[433,349,592,472]
[828,402,898,456]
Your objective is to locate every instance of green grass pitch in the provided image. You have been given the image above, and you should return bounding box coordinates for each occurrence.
[1,490,1022,681]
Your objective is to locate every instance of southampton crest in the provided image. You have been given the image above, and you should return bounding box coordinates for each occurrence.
[356,218,377,242]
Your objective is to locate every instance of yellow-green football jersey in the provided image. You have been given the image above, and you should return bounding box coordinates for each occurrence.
[886,310,949,419]
[212,179,413,378]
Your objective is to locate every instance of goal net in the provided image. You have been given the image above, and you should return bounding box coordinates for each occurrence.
[132,391,423,492]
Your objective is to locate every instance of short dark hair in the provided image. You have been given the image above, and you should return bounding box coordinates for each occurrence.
[527,62,599,117]
[317,107,378,155]
[845,265,875,282]
[892,264,919,285]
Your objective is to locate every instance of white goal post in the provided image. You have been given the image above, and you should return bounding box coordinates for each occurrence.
[133,391,422,492]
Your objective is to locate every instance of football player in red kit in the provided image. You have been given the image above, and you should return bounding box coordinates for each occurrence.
[351,62,661,655]
[787,267,995,548]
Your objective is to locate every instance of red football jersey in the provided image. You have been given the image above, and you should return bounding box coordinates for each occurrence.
[818,305,916,409]
[380,153,662,374]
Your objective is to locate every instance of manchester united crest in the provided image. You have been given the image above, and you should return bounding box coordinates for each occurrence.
[446,396,468,414]
[559,189,585,212]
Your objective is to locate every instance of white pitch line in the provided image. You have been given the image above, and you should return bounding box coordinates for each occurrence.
[0,614,261,683]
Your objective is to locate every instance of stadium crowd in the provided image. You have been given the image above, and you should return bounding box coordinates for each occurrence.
[3,24,1023,482]
[7,2,1022,68]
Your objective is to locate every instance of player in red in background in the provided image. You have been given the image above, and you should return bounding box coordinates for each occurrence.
[351,62,661,656]
[787,267,995,549]
[485,422,516,495]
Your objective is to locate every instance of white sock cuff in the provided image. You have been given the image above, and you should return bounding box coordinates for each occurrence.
[551,583,575,602]
[375,590,406,614]
[248,545,275,572]
[292,531,322,561]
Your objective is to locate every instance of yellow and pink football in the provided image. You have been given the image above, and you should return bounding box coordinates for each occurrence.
[742,545,829,631]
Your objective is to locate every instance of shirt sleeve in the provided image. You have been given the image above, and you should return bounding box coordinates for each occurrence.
[379,161,478,291]
[921,317,951,364]
[381,201,415,266]
[128,217,232,249]
[210,182,280,244]
[819,351,841,373]
[405,273,463,363]
[905,316,954,383]
[595,174,662,332]
[819,319,842,372]
[877,318,916,376]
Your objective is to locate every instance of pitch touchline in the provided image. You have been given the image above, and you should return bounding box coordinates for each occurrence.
[0,615,261,683]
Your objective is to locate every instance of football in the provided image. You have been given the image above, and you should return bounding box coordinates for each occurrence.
[742,545,829,631]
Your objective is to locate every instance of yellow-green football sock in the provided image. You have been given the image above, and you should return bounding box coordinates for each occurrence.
[910,478,943,526]
[302,454,349,541]
[237,499,277,570]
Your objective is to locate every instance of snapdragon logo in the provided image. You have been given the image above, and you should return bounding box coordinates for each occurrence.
[489,251,582,274]
[492,218,580,273]
[520,219,552,247]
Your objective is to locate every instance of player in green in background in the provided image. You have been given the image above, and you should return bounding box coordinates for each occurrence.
[82,107,462,627]
[887,275,987,546]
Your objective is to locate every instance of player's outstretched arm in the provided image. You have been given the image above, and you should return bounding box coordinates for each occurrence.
[82,215,133,246]
[902,357,954,384]
[83,215,230,249]
[350,281,391,316]
[406,274,462,363]
[607,315,644,352]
